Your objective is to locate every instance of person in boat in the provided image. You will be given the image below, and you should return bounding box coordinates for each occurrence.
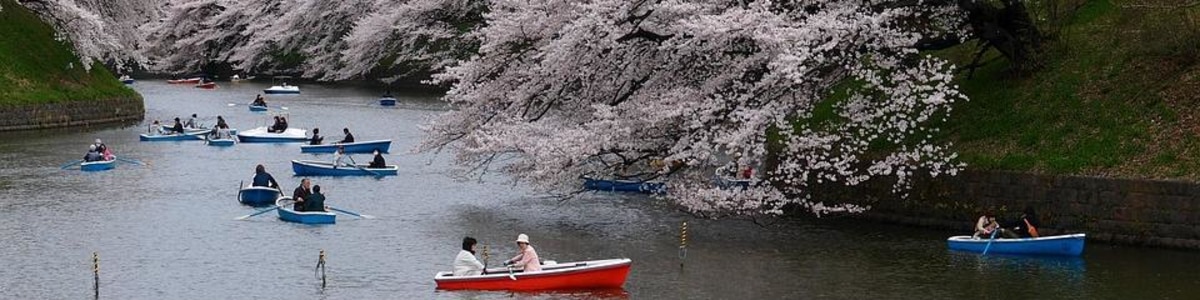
[338,128,354,144]
[93,139,112,160]
[252,164,280,189]
[503,234,541,272]
[368,149,386,168]
[268,116,283,133]
[149,120,165,135]
[83,145,103,162]
[169,117,185,135]
[292,178,312,211]
[973,211,1000,239]
[453,237,485,277]
[185,114,198,128]
[303,185,327,212]
[333,146,355,168]
[309,128,324,145]
[252,94,267,107]
[278,116,289,131]
[215,116,228,129]
[1010,206,1041,238]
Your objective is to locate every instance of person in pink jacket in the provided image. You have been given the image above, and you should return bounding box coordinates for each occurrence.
[503,234,541,272]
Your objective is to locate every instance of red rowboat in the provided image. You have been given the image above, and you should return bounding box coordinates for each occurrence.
[434,258,631,291]
[167,77,202,84]
[195,82,218,89]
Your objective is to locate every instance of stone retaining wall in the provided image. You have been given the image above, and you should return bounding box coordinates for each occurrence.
[0,97,143,131]
[824,170,1200,249]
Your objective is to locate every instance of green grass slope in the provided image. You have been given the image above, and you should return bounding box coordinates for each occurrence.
[940,1,1200,180]
[0,0,136,105]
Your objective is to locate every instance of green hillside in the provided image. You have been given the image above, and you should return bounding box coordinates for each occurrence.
[0,0,136,105]
[940,1,1200,180]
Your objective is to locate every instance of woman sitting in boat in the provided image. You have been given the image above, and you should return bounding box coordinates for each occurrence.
[339,128,355,144]
[453,237,485,276]
[309,128,324,145]
[973,212,999,239]
[185,114,198,128]
[252,94,267,107]
[83,145,103,162]
[252,164,279,189]
[268,116,283,133]
[93,139,113,160]
[503,234,541,272]
[149,120,164,135]
[303,185,327,212]
[333,146,355,168]
[368,150,386,168]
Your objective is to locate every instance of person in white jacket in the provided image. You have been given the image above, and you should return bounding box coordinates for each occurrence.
[453,237,485,276]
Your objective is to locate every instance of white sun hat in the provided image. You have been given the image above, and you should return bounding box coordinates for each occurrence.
[515,234,530,244]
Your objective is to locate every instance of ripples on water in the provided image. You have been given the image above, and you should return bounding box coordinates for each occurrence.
[0,82,1198,299]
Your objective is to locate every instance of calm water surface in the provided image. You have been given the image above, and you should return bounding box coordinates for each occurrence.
[0,82,1198,299]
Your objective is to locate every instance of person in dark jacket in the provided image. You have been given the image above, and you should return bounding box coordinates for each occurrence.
[278,116,289,131]
[269,116,282,133]
[338,128,354,144]
[369,149,386,168]
[170,117,185,134]
[216,116,228,129]
[83,145,102,162]
[310,128,324,145]
[251,164,279,188]
[304,185,327,212]
[292,178,311,211]
[252,94,267,107]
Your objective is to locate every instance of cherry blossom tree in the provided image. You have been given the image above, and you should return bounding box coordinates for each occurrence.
[18,0,161,70]
[419,0,969,217]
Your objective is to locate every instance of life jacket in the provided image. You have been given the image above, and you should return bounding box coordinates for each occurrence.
[1023,218,1039,237]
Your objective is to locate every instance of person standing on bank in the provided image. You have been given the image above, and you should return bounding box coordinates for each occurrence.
[503,234,541,272]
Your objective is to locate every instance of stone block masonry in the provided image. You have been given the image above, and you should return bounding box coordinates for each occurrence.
[0,97,143,131]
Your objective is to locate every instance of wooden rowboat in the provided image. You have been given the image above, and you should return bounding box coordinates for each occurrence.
[80,157,117,171]
[434,258,632,291]
[299,139,391,154]
[582,177,665,194]
[290,160,398,176]
[238,186,280,206]
[276,197,335,224]
[947,233,1086,256]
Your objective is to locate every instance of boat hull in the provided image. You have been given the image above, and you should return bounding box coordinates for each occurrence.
[379,97,396,106]
[291,160,398,176]
[263,86,300,94]
[276,197,335,224]
[140,133,203,141]
[248,105,268,111]
[435,259,632,291]
[121,79,135,84]
[167,78,202,84]
[80,159,116,171]
[238,186,280,206]
[237,127,308,143]
[207,138,236,146]
[947,233,1086,256]
[582,177,665,194]
[300,140,391,154]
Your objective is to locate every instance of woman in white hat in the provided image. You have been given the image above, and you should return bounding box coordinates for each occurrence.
[503,233,541,272]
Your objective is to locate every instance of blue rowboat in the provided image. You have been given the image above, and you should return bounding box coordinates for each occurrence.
[291,160,398,176]
[276,197,335,224]
[264,85,300,94]
[249,105,268,111]
[947,233,1086,256]
[379,97,396,106]
[80,158,116,171]
[207,138,236,146]
[237,127,308,143]
[300,139,392,154]
[582,177,666,194]
[122,79,135,84]
[238,186,281,206]
[139,132,204,141]
[158,126,236,136]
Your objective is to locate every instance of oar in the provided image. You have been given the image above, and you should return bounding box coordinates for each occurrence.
[327,206,374,219]
[981,228,999,255]
[60,159,83,169]
[235,205,280,220]
[505,266,517,280]
[350,164,383,178]
[116,157,147,166]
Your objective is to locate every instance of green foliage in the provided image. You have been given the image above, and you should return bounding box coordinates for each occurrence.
[0,0,136,106]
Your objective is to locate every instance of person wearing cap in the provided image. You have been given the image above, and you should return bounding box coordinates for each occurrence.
[453,237,485,276]
[368,149,386,168]
[83,145,103,162]
[252,164,280,189]
[503,234,541,272]
[309,128,324,145]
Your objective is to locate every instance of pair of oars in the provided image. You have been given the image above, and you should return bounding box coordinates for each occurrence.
[59,157,147,169]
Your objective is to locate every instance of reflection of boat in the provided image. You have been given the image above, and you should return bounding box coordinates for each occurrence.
[238,185,280,206]
[264,85,300,94]
[276,197,335,224]
[435,258,632,291]
[379,96,396,106]
[167,77,202,84]
[236,127,308,143]
[300,139,391,154]
[947,233,1086,256]
[195,82,217,89]
[291,160,398,176]
[81,157,117,171]
[582,177,665,194]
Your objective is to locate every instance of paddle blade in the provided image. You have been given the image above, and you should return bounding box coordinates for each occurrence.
[60,159,83,169]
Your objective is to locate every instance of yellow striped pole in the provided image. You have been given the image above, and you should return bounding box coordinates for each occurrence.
[679,221,688,268]
[92,252,99,298]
